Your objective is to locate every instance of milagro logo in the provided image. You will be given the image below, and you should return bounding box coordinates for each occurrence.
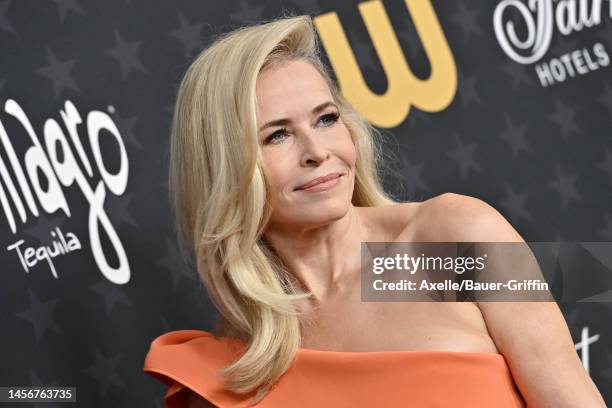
[0,99,130,285]
[493,0,611,87]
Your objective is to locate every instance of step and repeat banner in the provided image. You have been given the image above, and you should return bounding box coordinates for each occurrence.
[0,0,610,406]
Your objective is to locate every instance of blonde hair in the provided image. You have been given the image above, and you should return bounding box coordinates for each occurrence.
[169,12,397,405]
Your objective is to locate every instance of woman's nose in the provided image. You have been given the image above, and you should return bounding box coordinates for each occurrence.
[299,131,330,166]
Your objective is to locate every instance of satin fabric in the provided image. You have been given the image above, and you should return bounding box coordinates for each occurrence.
[143,330,526,407]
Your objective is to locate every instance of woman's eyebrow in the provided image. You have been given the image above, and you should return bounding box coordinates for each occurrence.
[258,101,338,132]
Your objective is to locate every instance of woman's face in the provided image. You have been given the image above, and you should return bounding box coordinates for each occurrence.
[255,59,356,230]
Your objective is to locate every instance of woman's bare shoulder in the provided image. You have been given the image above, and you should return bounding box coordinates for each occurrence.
[399,192,501,241]
[415,192,488,219]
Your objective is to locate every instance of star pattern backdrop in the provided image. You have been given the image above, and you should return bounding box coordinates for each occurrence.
[0,0,611,406]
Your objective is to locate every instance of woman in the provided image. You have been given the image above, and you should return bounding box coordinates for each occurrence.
[143,13,606,408]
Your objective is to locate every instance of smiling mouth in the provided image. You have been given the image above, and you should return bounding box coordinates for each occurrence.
[295,173,344,192]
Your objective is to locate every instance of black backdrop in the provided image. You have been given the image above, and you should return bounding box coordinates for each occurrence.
[0,0,611,406]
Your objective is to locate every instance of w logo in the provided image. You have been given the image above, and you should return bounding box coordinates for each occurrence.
[314,0,457,128]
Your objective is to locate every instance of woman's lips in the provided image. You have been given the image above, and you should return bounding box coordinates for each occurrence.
[296,174,342,192]
[296,172,343,190]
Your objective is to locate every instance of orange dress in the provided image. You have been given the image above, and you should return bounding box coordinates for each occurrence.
[143,330,527,407]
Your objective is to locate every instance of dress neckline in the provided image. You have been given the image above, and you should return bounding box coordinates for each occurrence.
[213,331,505,360]
[295,346,504,359]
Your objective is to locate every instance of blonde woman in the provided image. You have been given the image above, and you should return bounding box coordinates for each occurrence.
[143,13,606,408]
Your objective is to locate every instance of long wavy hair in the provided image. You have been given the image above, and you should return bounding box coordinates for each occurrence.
[169,12,398,405]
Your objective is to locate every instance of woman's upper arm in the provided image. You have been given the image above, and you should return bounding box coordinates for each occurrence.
[477,301,606,407]
[434,193,606,406]
[184,388,218,408]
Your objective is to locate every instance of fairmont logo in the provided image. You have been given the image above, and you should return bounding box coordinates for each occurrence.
[0,99,131,285]
[493,0,611,87]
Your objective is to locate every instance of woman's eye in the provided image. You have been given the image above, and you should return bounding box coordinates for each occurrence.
[319,112,339,126]
[265,129,288,144]
[263,113,339,145]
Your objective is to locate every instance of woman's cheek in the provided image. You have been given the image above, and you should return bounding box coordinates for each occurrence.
[345,137,357,169]
[265,165,285,197]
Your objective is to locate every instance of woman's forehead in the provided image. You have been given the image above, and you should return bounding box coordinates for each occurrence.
[256,61,332,118]
[257,60,331,97]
